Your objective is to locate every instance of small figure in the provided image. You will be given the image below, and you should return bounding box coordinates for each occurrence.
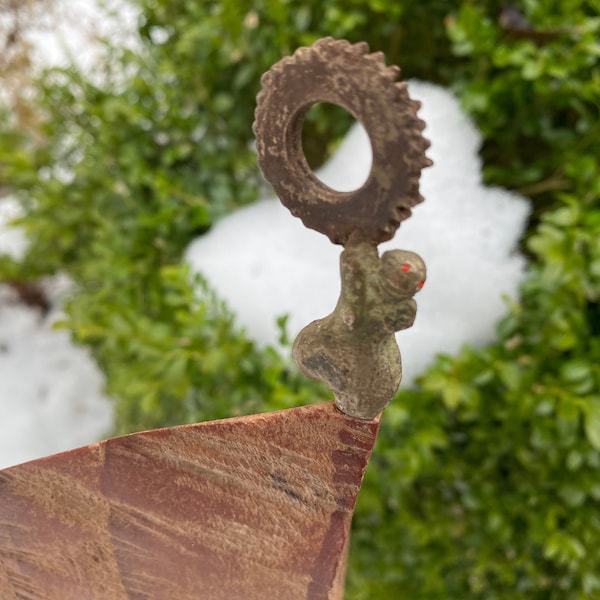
[293,236,425,419]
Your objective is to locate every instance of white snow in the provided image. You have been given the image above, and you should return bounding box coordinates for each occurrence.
[0,197,114,469]
[21,0,140,73]
[0,301,113,469]
[185,81,531,384]
[0,198,27,260]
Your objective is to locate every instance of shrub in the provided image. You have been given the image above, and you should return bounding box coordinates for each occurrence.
[348,2,600,598]
[351,196,600,598]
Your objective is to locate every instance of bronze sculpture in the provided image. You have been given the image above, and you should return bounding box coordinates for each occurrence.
[254,38,431,419]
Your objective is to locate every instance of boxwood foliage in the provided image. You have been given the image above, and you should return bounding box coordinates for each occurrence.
[350,3,600,599]
[1,0,599,598]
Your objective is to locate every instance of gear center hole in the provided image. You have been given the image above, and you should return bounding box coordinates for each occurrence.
[301,102,373,193]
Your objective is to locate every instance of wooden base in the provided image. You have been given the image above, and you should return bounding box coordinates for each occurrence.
[0,402,379,599]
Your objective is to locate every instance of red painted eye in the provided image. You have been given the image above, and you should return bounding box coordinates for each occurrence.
[401,263,411,272]
[418,280,425,289]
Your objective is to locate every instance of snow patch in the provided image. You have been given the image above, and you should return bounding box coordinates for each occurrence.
[0,197,27,260]
[0,305,113,468]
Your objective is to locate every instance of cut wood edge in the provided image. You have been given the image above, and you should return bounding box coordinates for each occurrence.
[0,402,380,599]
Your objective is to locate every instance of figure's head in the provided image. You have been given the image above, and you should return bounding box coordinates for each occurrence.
[380,250,426,299]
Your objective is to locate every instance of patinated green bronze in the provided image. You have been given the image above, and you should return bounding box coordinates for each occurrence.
[294,237,425,419]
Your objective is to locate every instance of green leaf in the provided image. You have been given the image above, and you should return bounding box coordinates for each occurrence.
[583,397,600,450]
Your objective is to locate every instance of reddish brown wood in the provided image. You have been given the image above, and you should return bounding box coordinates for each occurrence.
[0,402,379,599]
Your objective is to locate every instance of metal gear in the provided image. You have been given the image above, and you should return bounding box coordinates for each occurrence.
[253,37,432,246]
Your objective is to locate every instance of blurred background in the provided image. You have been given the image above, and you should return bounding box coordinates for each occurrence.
[1,1,599,598]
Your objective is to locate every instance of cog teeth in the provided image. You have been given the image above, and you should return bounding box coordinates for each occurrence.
[291,47,311,63]
[260,71,273,86]
[393,82,409,102]
[315,38,355,57]
[417,141,430,155]
[385,65,401,80]
[394,206,412,221]
[255,37,432,244]
[314,36,335,48]
[367,51,386,64]
[351,41,370,54]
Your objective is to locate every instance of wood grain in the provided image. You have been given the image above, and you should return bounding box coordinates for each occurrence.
[0,402,380,599]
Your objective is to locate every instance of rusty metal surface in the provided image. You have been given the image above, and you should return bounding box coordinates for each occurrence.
[0,402,379,599]
[253,37,432,246]
[253,37,431,419]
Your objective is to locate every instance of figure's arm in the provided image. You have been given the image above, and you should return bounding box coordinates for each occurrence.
[338,240,381,330]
